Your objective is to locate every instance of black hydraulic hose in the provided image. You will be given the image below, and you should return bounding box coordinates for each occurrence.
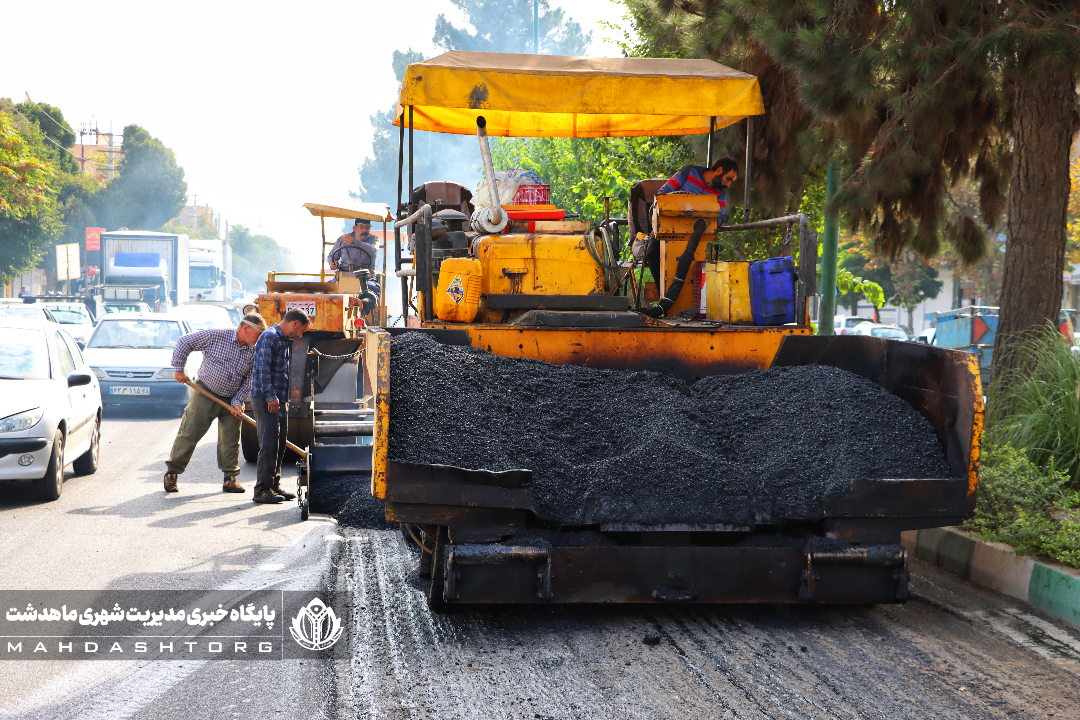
[639,218,706,318]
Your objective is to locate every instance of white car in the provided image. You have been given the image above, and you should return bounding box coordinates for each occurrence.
[0,317,102,500]
[43,302,96,346]
[169,303,235,332]
[83,315,198,412]
[849,322,912,341]
[834,315,876,335]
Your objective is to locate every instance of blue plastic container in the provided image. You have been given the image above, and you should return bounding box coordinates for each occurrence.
[749,257,797,326]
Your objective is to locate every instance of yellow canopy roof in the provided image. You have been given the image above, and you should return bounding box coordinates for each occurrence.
[394,51,764,138]
[303,202,393,222]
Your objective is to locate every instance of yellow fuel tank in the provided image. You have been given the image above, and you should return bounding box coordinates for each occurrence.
[705,261,753,323]
[435,257,483,323]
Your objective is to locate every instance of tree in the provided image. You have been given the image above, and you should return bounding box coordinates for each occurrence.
[889,252,943,333]
[355,2,591,210]
[433,0,591,54]
[98,124,187,230]
[0,108,63,286]
[491,135,695,225]
[624,0,1079,375]
[229,224,290,292]
[14,100,78,175]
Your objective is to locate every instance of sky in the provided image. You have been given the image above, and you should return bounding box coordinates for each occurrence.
[2,0,630,264]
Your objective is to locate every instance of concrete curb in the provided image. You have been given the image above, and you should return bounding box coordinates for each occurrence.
[901,527,1080,628]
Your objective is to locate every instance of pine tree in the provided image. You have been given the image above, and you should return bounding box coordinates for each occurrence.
[625,0,1079,374]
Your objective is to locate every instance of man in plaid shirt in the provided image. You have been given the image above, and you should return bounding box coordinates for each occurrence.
[163,313,268,493]
[250,309,310,504]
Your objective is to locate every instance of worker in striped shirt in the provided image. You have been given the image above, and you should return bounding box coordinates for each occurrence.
[163,313,267,494]
[646,157,739,295]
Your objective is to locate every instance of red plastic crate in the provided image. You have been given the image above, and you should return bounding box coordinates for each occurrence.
[513,184,551,205]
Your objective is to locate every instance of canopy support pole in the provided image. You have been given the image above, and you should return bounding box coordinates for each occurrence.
[743,117,753,213]
[381,219,387,325]
[408,106,414,211]
[397,110,407,324]
[707,116,714,168]
[320,216,327,281]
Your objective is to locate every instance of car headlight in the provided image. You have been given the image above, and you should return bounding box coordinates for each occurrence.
[92,367,105,379]
[156,368,176,380]
[0,408,44,433]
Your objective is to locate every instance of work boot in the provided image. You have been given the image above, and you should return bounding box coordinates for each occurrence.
[222,476,245,493]
[163,472,179,493]
[272,479,296,501]
[252,490,283,504]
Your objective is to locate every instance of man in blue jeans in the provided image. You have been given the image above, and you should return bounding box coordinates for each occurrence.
[250,309,310,504]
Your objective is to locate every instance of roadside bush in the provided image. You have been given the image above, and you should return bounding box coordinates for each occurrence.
[986,324,1080,485]
[963,444,1080,568]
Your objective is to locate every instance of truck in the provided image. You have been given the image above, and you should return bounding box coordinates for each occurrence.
[296,52,983,610]
[928,306,1079,385]
[188,238,232,301]
[99,230,189,310]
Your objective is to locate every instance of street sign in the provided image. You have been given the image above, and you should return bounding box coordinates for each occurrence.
[85,227,104,251]
[55,243,80,282]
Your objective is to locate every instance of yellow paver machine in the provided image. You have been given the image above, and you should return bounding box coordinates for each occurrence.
[243,202,392,516]
[340,52,981,608]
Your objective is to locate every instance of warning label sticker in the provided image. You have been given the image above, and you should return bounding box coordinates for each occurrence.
[445,275,465,305]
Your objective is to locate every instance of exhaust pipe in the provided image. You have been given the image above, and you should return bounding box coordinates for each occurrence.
[640,218,707,318]
[471,116,508,234]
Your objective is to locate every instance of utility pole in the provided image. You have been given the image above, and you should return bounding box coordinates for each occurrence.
[818,163,839,335]
[534,0,539,54]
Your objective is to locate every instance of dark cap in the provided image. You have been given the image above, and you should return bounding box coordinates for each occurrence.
[354,218,372,226]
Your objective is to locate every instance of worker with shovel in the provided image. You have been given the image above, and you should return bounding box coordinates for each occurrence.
[163,313,268,494]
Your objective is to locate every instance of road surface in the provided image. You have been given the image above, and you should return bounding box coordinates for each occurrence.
[1,407,1079,719]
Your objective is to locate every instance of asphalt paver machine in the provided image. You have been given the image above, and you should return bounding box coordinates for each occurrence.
[332,52,980,608]
[243,202,392,518]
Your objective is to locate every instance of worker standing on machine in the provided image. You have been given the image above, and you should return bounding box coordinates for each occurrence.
[249,310,310,505]
[163,313,268,494]
[645,158,740,299]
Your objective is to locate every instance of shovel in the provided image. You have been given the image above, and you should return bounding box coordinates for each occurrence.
[183,379,308,459]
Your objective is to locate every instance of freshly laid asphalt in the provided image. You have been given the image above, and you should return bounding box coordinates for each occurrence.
[1,405,1079,719]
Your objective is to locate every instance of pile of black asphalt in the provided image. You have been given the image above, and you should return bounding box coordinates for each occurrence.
[387,332,952,526]
[310,474,394,529]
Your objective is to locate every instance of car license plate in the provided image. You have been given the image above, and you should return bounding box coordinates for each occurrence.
[110,386,150,395]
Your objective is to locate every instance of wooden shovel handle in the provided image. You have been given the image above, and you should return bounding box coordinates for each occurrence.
[183,379,308,459]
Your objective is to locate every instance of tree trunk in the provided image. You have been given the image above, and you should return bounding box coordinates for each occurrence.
[992,61,1075,377]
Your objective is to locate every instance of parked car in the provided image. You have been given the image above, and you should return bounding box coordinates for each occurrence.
[43,302,96,346]
[169,303,234,332]
[915,328,937,345]
[82,315,198,412]
[849,322,912,340]
[0,304,59,324]
[0,317,101,500]
[833,315,876,335]
[103,302,152,316]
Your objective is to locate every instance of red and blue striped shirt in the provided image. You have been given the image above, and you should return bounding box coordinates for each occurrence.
[657,165,728,222]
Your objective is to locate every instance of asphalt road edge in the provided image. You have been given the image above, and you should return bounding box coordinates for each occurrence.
[901,527,1080,629]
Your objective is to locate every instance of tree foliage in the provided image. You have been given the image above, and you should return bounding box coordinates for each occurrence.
[0,108,64,285]
[491,136,694,226]
[229,224,290,292]
[0,111,54,221]
[98,124,187,230]
[355,1,591,210]
[433,0,592,55]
